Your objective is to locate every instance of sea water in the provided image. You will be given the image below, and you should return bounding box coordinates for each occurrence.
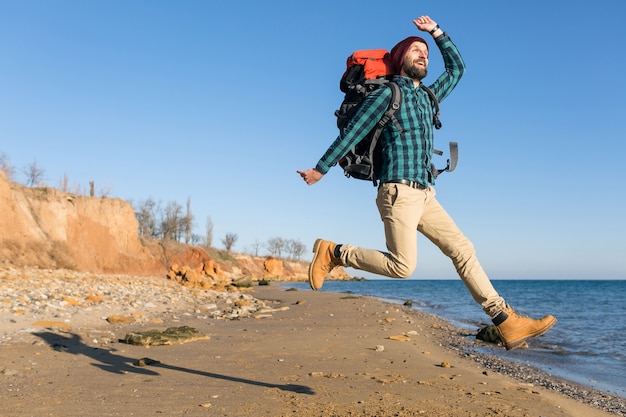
[284,279,626,398]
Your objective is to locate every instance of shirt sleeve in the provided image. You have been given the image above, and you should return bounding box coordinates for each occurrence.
[428,33,466,103]
[315,86,393,175]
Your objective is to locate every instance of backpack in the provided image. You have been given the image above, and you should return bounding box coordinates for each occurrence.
[334,49,457,186]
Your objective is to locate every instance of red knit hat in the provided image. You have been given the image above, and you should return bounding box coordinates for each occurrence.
[389,36,428,74]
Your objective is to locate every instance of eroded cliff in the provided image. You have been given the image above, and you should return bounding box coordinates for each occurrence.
[0,172,351,283]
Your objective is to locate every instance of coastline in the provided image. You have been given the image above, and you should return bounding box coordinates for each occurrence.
[383,294,626,415]
[1,270,624,416]
[293,279,626,402]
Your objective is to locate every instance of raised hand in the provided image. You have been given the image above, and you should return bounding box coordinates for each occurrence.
[413,15,438,33]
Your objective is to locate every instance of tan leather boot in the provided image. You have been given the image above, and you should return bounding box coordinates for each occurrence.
[492,306,557,350]
[309,239,342,290]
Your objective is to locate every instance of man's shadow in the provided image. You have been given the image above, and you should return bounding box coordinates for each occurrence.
[34,331,314,395]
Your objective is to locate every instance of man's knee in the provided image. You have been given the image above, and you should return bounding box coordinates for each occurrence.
[389,261,415,279]
[445,239,476,264]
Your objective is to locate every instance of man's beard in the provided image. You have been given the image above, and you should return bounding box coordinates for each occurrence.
[403,61,427,80]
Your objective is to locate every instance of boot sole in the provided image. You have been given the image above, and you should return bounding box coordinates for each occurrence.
[308,239,323,290]
[504,317,558,350]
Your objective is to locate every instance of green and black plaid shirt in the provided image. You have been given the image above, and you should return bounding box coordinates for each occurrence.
[316,33,465,186]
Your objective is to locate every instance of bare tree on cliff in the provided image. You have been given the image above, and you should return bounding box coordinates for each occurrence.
[98,183,112,198]
[204,216,214,249]
[266,237,286,258]
[183,196,194,244]
[250,239,263,256]
[287,239,306,260]
[0,152,15,181]
[222,233,238,252]
[23,160,45,187]
[133,198,194,242]
[59,173,69,193]
[160,201,183,240]
[135,198,160,238]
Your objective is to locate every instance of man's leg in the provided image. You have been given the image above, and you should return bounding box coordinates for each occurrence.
[417,187,505,316]
[418,188,557,350]
[310,183,424,290]
[339,183,423,278]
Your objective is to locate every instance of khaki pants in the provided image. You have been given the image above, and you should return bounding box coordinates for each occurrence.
[339,183,506,316]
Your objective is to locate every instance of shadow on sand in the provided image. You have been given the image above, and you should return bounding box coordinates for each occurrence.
[34,331,315,395]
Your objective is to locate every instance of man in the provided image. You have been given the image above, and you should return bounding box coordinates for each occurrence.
[297,15,556,350]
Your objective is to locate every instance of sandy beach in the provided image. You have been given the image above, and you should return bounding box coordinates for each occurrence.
[1,269,624,417]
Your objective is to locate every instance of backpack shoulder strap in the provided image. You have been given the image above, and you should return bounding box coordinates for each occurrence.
[365,82,403,186]
[370,82,402,157]
[431,141,458,179]
[420,85,458,179]
[376,81,403,136]
[376,81,402,128]
[368,82,403,150]
[419,84,442,130]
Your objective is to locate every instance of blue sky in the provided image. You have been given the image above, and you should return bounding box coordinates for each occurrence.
[1,1,625,279]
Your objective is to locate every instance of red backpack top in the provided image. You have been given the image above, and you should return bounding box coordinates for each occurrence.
[341,49,393,87]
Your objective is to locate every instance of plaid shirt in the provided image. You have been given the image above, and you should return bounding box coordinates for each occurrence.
[316,33,465,186]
